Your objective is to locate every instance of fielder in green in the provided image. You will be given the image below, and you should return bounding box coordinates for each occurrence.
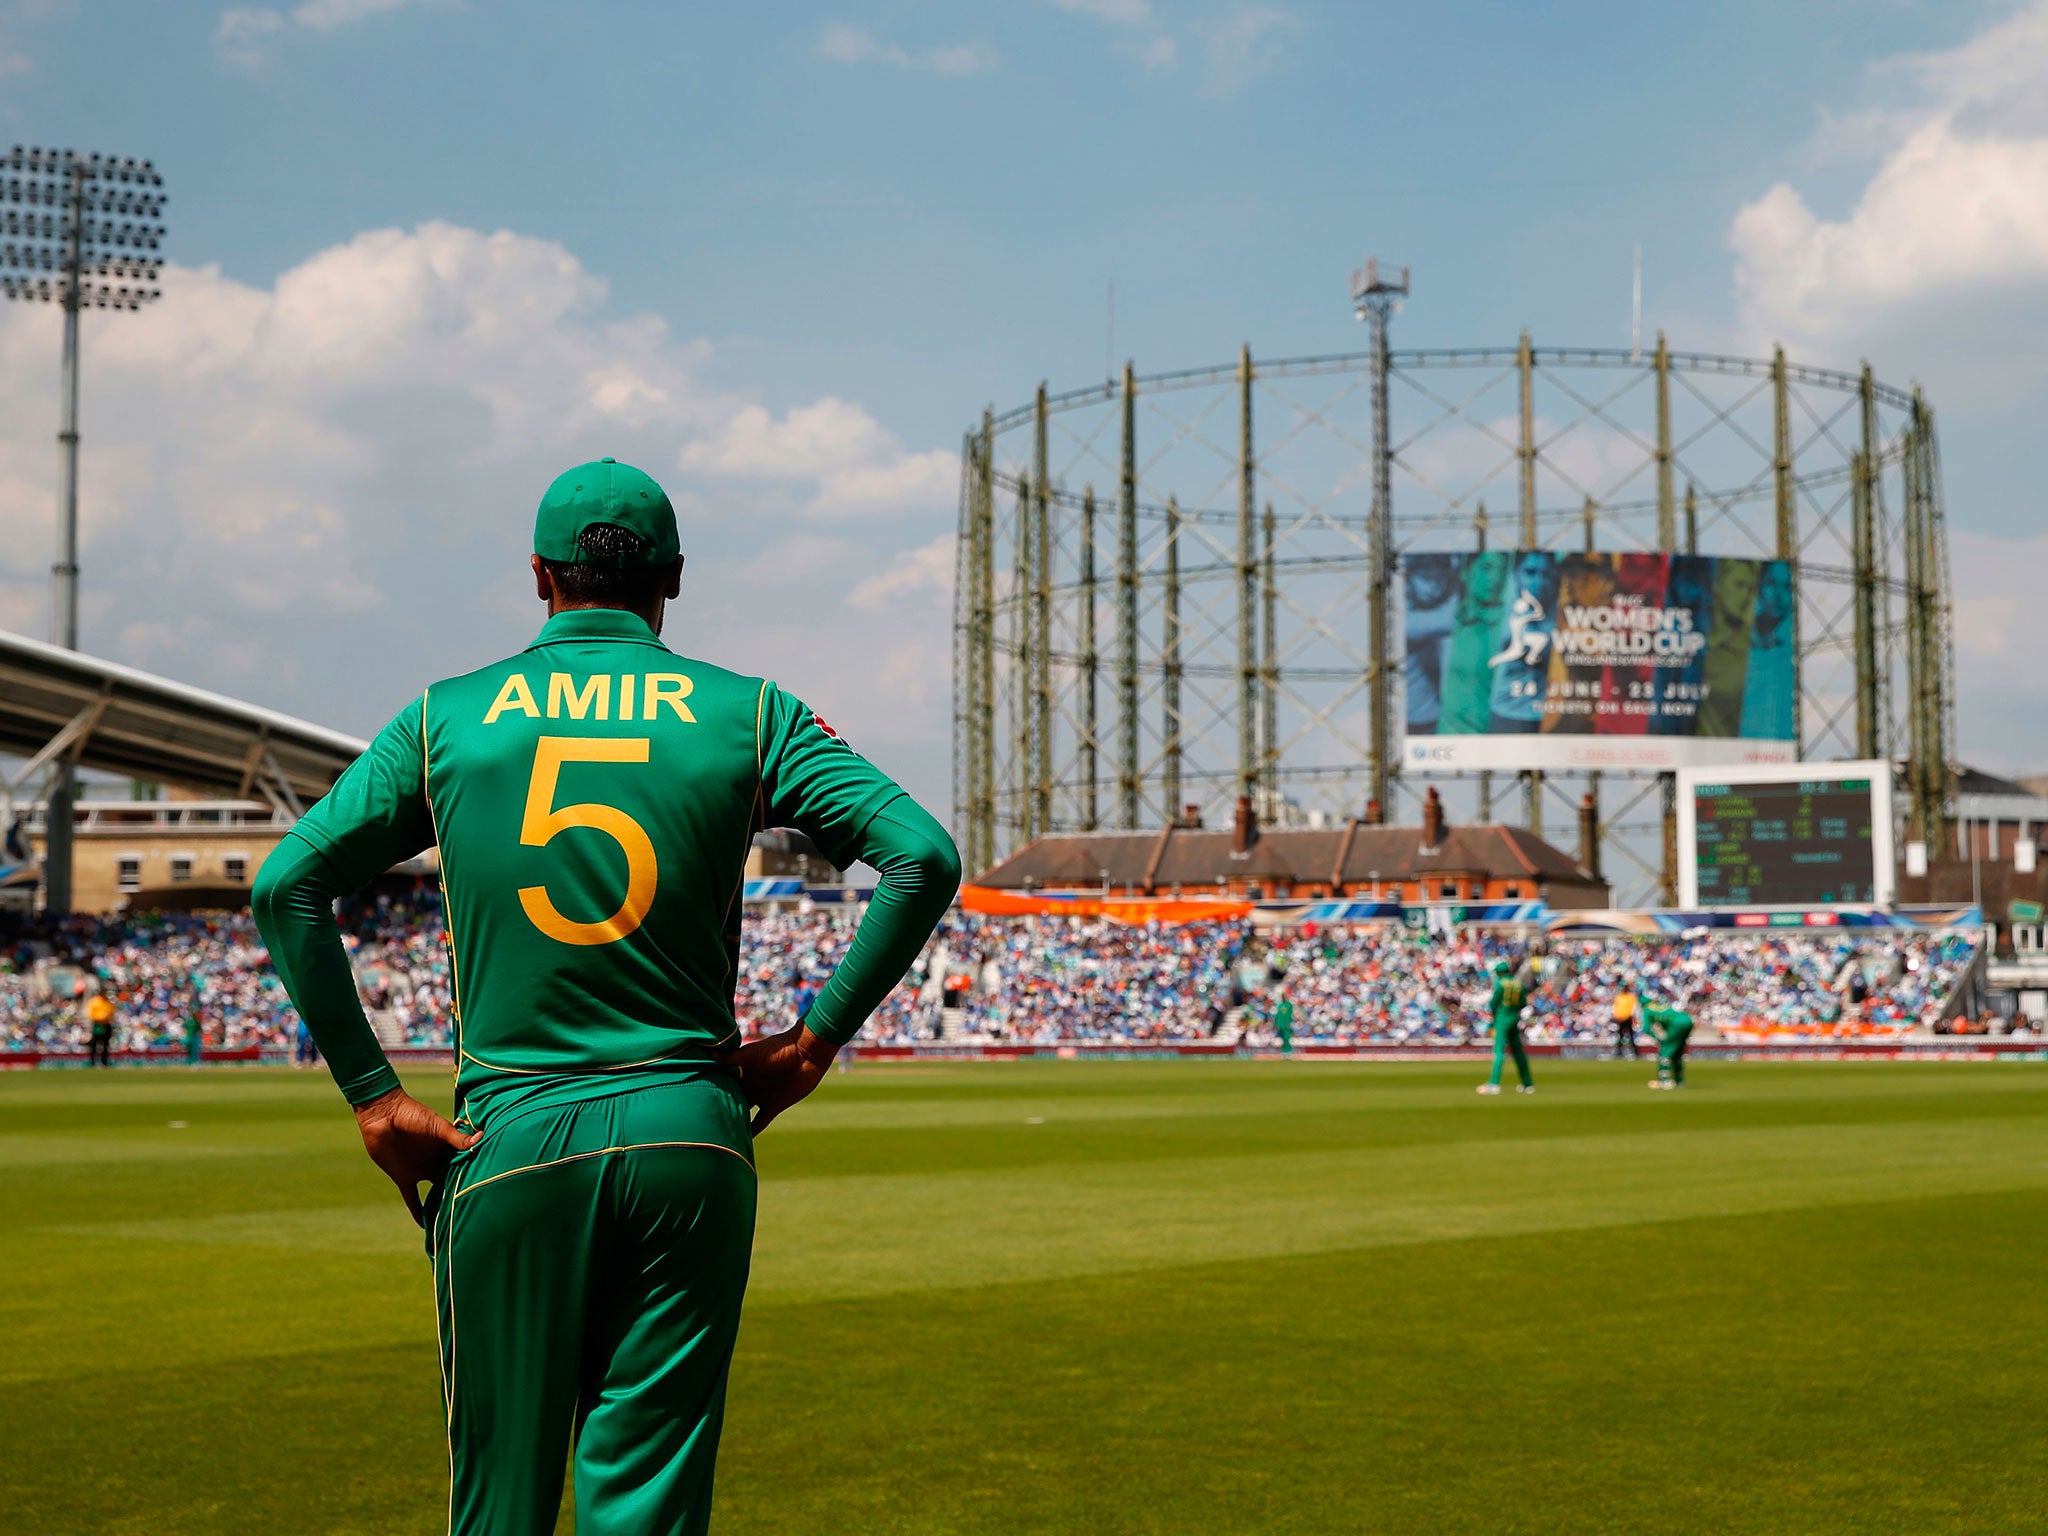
[1272,992,1295,1055]
[253,458,960,1536]
[1477,957,1536,1095]
[1638,995,1695,1089]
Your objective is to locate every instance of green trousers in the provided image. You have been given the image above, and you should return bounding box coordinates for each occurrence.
[1655,1029,1692,1084]
[427,1074,758,1536]
[1488,1018,1532,1088]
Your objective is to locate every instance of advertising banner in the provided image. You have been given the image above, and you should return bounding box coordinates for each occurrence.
[1402,549,1797,771]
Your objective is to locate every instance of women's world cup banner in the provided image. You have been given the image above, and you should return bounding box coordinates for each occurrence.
[1402,550,1797,772]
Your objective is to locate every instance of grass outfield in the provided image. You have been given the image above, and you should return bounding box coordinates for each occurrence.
[4,1061,2047,1534]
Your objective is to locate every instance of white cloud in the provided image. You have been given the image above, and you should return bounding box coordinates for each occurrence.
[1133,34,1177,70]
[1733,122,2048,339]
[816,22,997,76]
[1047,0,1152,24]
[291,0,422,31]
[1731,0,2048,392]
[849,533,956,610]
[214,0,430,66]
[1195,5,1296,95]
[682,398,959,518]
[213,6,283,66]
[0,221,961,803]
[1044,0,1181,74]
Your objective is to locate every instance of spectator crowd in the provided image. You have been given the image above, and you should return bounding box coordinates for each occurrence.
[0,898,1985,1056]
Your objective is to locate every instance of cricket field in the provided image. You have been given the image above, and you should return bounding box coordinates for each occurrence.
[4,1059,2046,1534]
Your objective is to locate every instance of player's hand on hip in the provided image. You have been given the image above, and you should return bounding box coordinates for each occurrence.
[352,1087,479,1227]
[719,1025,838,1136]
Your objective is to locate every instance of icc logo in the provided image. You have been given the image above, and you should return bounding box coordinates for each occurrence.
[1488,591,1548,670]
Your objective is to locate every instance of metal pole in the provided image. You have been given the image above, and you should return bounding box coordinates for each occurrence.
[1010,472,1034,843]
[954,431,978,871]
[1654,332,1674,551]
[1517,328,1536,545]
[1238,344,1258,807]
[1518,328,1539,831]
[1660,780,1679,908]
[1901,419,1927,846]
[970,415,995,872]
[44,158,84,915]
[1684,480,1698,555]
[1853,364,1881,760]
[1079,484,1099,830]
[972,412,996,873]
[1117,362,1139,828]
[1474,501,1491,823]
[1582,496,1596,552]
[1163,495,1182,819]
[1656,360,1679,906]
[1922,403,1957,856]
[1772,344,1799,754]
[1368,307,1394,816]
[1261,500,1278,816]
[1910,392,1956,855]
[1031,385,1052,838]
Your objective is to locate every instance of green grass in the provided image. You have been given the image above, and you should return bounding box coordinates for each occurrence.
[4,1060,2047,1534]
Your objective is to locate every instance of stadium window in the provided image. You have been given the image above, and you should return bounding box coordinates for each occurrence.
[116,856,141,894]
[223,854,248,884]
[169,854,194,883]
[1440,880,1457,898]
[1504,883,1521,898]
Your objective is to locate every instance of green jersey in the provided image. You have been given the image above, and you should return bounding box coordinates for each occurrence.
[1642,1003,1693,1038]
[1490,975,1527,1023]
[271,607,916,1112]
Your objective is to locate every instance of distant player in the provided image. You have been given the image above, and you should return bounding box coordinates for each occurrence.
[85,990,115,1067]
[1611,990,1640,1058]
[1478,957,1536,1095]
[255,459,960,1535]
[1639,994,1694,1089]
[1273,990,1295,1056]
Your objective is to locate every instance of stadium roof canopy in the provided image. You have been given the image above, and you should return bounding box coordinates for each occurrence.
[0,629,367,817]
[977,818,1607,905]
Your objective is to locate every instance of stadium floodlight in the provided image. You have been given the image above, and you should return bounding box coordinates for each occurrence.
[1,146,167,913]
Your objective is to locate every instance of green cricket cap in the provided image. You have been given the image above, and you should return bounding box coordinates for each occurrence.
[533,457,680,566]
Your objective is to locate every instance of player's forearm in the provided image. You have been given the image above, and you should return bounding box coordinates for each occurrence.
[799,799,962,1047]
[252,834,403,1107]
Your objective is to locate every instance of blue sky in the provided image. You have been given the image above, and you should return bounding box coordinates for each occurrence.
[1,0,2044,809]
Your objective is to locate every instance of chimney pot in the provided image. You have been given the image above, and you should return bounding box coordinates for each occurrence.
[1232,795,1257,854]
[1421,786,1448,851]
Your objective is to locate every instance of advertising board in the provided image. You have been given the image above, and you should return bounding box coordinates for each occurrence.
[1403,549,1797,771]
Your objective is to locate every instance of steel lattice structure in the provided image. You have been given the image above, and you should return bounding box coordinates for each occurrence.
[952,328,1957,907]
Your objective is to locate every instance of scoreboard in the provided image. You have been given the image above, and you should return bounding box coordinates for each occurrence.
[1676,762,1895,909]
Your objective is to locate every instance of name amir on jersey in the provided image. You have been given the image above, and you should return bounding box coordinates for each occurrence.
[481,672,698,725]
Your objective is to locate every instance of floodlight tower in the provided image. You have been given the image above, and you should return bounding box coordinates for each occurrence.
[1351,257,1407,818]
[1,146,167,912]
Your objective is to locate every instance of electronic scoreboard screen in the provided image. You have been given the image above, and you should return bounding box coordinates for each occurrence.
[1690,776,1880,906]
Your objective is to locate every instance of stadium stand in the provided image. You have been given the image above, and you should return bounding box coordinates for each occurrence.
[0,904,1989,1056]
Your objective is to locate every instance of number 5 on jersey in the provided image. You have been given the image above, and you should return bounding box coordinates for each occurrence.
[518,736,658,946]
